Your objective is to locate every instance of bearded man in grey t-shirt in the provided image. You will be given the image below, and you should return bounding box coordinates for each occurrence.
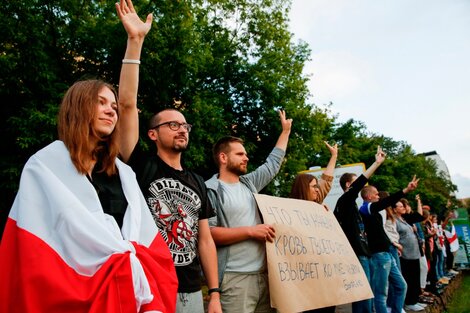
[205,110,292,313]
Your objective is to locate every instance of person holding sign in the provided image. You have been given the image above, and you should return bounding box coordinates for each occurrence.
[289,141,338,209]
[206,110,292,313]
[333,146,386,313]
[359,175,420,313]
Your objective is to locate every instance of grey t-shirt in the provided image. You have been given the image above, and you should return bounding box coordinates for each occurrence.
[396,217,420,260]
[209,180,265,272]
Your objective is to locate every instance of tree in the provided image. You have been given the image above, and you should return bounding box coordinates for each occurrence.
[329,119,457,213]
[0,0,458,236]
[0,0,123,230]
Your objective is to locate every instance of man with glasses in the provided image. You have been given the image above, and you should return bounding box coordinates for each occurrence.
[120,107,221,313]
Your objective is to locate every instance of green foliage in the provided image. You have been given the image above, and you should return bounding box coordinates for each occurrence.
[0,0,458,217]
[328,119,457,212]
[0,0,120,211]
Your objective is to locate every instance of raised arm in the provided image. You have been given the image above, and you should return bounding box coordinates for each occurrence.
[403,175,420,194]
[322,141,338,177]
[116,0,153,162]
[415,194,423,215]
[364,175,419,215]
[274,110,293,152]
[363,145,386,179]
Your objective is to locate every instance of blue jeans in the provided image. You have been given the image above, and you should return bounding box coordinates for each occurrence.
[370,252,407,313]
[352,255,373,313]
[389,245,401,272]
[387,245,401,308]
[435,249,445,279]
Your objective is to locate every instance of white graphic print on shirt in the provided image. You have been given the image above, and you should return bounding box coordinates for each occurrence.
[148,177,200,266]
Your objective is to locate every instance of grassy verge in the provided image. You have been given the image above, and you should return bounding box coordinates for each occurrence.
[445,270,470,313]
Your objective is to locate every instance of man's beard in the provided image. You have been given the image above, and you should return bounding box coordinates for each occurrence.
[227,159,247,176]
[171,137,188,151]
[172,142,188,151]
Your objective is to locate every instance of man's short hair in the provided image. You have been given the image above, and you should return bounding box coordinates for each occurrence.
[360,185,376,200]
[339,173,356,191]
[212,136,244,167]
[147,108,181,130]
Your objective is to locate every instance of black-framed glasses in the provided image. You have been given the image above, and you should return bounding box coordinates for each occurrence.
[151,121,192,132]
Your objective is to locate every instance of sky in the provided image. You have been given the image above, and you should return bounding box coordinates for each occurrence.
[288,0,470,199]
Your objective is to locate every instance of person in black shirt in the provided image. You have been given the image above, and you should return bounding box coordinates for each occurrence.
[116,1,221,310]
[359,176,419,313]
[334,146,386,313]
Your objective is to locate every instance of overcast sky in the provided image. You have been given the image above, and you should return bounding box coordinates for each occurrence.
[288,0,470,199]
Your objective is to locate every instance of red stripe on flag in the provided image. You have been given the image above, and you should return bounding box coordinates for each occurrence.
[447,232,458,244]
[0,218,177,313]
[133,235,178,312]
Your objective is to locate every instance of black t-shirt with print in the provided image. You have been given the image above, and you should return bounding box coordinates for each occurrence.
[129,146,214,293]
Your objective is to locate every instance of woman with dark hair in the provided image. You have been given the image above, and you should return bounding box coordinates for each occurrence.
[0,1,178,312]
[290,141,338,207]
[394,199,426,311]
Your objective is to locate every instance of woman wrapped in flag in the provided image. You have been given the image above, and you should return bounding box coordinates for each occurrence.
[0,1,177,312]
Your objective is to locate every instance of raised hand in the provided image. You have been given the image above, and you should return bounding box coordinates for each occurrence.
[279,109,293,133]
[404,175,420,193]
[324,141,338,157]
[375,145,386,164]
[115,0,153,39]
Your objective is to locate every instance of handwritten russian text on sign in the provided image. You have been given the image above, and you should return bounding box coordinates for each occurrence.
[255,194,373,313]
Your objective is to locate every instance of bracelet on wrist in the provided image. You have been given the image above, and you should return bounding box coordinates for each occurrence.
[122,59,141,64]
[208,287,221,295]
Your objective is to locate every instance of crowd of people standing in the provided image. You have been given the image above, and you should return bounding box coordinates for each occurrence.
[0,1,462,312]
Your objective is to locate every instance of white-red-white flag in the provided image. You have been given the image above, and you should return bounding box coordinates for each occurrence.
[0,141,178,313]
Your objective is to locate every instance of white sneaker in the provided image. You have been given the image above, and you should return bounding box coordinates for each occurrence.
[417,302,427,308]
[401,310,406,313]
[386,307,392,313]
[449,269,459,274]
[404,304,425,311]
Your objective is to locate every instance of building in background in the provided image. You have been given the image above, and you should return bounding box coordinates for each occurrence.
[423,150,456,197]
[423,151,451,180]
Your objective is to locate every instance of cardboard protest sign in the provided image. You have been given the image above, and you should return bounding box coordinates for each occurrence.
[301,163,365,211]
[254,194,373,313]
